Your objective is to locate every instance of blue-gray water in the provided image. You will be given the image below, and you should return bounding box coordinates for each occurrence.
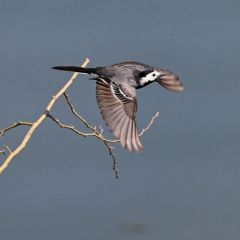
[0,0,240,239]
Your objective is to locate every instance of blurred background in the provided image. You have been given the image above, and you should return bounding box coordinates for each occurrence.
[0,0,240,239]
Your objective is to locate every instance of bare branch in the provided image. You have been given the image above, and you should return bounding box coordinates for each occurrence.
[0,58,90,174]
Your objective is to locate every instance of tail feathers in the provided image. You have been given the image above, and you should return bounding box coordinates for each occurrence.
[52,66,96,74]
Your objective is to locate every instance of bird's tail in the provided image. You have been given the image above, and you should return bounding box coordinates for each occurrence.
[157,70,184,92]
[52,66,97,75]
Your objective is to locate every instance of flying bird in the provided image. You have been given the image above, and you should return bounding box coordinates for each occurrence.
[52,61,183,153]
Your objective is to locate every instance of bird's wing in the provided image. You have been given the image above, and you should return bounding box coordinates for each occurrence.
[96,78,143,152]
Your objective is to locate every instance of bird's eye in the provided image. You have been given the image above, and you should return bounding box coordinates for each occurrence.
[152,73,156,77]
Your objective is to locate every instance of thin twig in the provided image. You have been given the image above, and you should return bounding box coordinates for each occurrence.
[0,148,6,156]
[47,113,96,137]
[0,121,33,137]
[63,93,96,131]
[3,145,12,154]
[103,141,119,178]
[47,112,119,178]
[63,93,120,143]
[139,111,160,137]
[0,146,12,157]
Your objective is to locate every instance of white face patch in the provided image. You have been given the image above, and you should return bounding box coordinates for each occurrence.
[140,70,161,86]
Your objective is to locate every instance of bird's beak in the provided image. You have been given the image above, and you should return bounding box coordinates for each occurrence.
[157,70,184,92]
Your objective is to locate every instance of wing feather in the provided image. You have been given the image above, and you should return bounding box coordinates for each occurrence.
[96,78,143,152]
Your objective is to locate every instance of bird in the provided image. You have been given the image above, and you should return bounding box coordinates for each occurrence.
[52,61,183,153]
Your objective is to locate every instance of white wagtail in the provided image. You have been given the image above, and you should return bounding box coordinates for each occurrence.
[53,61,183,153]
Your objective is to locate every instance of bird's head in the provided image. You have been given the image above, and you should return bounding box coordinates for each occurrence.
[137,68,184,92]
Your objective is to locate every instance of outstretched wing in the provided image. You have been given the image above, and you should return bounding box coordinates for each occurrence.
[96,78,143,152]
